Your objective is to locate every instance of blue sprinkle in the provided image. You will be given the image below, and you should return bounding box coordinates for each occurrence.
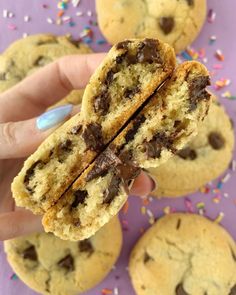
[96,39,106,45]
[10,273,18,281]
[217,181,223,189]
[181,51,193,61]
[69,21,76,27]
[84,25,91,30]
[83,37,92,44]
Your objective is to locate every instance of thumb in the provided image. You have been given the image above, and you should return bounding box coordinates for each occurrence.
[0,104,79,159]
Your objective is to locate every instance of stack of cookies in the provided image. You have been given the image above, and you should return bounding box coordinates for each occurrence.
[1,34,235,295]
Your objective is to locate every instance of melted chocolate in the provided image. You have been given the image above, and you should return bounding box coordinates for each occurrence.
[177,147,197,160]
[208,132,225,150]
[176,284,189,295]
[82,123,104,152]
[159,17,175,35]
[22,245,38,261]
[79,239,94,256]
[103,174,121,204]
[71,190,88,208]
[58,254,74,272]
[125,115,146,143]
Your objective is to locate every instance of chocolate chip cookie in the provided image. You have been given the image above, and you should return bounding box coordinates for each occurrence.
[129,213,236,295]
[4,217,122,295]
[0,34,92,106]
[12,38,176,214]
[148,99,234,197]
[96,0,207,53]
[42,61,211,241]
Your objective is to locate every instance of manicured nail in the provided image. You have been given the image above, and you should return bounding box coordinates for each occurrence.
[36,104,73,131]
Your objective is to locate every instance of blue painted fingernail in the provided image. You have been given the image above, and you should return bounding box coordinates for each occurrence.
[36,104,73,131]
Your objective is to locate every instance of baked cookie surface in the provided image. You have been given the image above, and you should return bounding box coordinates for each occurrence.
[129,213,236,295]
[4,217,122,295]
[96,0,207,52]
[148,100,234,197]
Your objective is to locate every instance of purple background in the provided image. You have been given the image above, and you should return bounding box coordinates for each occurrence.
[0,1,236,294]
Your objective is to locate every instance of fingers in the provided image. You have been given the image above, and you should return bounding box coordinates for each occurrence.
[0,210,43,241]
[0,104,80,159]
[0,53,105,123]
[130,171,156,197]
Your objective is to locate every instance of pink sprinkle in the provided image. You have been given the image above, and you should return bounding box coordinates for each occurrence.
[42,4,49,9]
[8,23,17,30]
[184,198,194,213]
[213,64,223,69]
[208,9,216,23]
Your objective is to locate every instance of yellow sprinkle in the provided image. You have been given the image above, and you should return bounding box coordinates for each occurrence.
[214,212,224,223]
[149,217,155,225]
[163,206,171,214]
[141,206,146,215]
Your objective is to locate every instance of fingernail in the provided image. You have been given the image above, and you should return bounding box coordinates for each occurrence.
[148,175,157,193]
[36,104,73,131]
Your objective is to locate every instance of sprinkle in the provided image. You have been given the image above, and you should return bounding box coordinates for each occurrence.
[121,219,129,231]
[213,195,221,204]
[141,206,146,215]
[223,193,229,198]
[200,186,210,194]
[181,50,193,61]
[83,37,92,44]
[146,209,154,218]
[76,11,84,16]
[142,197,150,206]
[209,35,217,45]
[222,173,231,183]
[62,16,72,23]
[215,49,224,61]
[3,9,8,18]
[114,287,119,295]
[57,1,68,10]
[22,33,28,38]
[47,17,54,24]
[149,216,155,225]
[8,23,17,30]
[214,78,231,90]
[208,9,216,23]
[122,201,129,214]
[184,198,194,213]
[217,181,223,189]
[10,273,18,280]
[69,21,76,27]
[213,64,223,70]
[42,4,49,9]
[57,10,64,17]
[163,206,171,214]
[196,202,205,215]
[231,160,236,171]
[214,212,224,224]
[24,15,30,22]
[102,289,113,295]
[72,0,81,7]
[96,39,106,45]
[87,10,92,17]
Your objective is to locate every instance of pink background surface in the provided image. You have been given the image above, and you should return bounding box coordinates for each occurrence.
[0,0,236,294]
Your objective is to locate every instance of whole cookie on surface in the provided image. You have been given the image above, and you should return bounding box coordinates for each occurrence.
[129,213,236,295]
[43,61,211,241]
[96,0,207,53]
[0,34,92,105]
[4,217,122,295]
[148,99,234,197]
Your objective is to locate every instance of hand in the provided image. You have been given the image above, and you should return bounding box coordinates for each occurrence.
[0,53,156,241]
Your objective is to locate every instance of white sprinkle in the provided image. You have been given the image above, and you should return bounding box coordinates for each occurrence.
[62,16,71,23]
[222,173,231,183]
[47,17,54,24]
[223,193,229,198]
[8,12,14,18]
[232,160,236,171]
[3,9,8,18]
[87,10,92,16]
[22,32,28,38]
[72,0,81,7]
[114,287,119,295]
[148,196,153,202]
[147,209,153,218]
[203,57,208,63]
[198,209,204,216]
[24,15,30,22]
[76,11,84,16]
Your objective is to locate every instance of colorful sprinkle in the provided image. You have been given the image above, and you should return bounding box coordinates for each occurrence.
[208,9,216,23]
[209,35,217,45]
[215,49,225,61]
[214,212,224,224]
[184,198,194,213]
[8,23,17,30]
[10,273,18,280]
[102,288,113,295]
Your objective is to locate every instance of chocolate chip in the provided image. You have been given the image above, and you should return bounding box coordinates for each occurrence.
[119,150,133,162]
[124,86,140,99]
[143,252,153,263]
[117,162,141,184]
[208,132,225,150]
[141,285,146,290]
[137,39,162,64]
[82,123,104,152]
[229,246,236,262]
[144,132,174,159]
[177,147,197,160]
[116,55,125,64]
[176,218,181,230]
[185,0,194,6]
[24,160,44,187]
[116,40,131,50]
[22,245,38,261]
[94,91,110,116]
[59,139,72,152]
[103,174,121,204]
[159,17,175,35]
[188,76,211,111]
[105,70,115,85]
[34,56,53,66]
[58,254,74,272]
[71,190,88,208]
[86,148,121,182]
[125,115,146,143]
[70,125,82,135]
[229,285,236,295]
[176,284,189,295]
[0,72,6,80]
[79,239,94,256]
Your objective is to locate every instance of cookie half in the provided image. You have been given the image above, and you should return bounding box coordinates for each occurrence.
[129,213,236,295]
[43,61,211,241]
[12,38,176,214]
[4,217,122,295]
[148,99,235,197]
